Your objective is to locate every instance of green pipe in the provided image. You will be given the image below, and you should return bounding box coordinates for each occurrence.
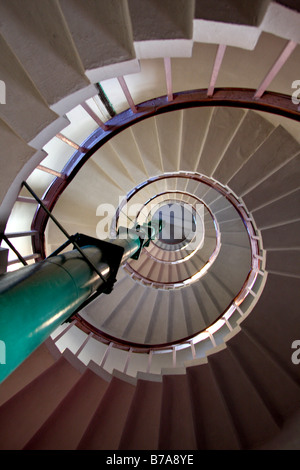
[0,234,141,383]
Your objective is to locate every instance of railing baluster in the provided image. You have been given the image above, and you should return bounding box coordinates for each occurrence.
[75,332,93,357]
[207,44,226,97]
[123,347,133,374]
[146,350,153,373]
[117,76,137,113]
[16,196,37,204]
[224,318,233,332]
[100,342,113,368]
[172,346,177,367]
[235,305,244,316]
[81,101,108,131]
[4,230,38,238]
[37,165,63,179]
[2,234,29,266]
[56,133,86,152]
[207,331,217,348]
[190,341,196,359]
[164,58,173,101]
[52,319,77,342]
[7,253,40,266]
[254,40,297,99]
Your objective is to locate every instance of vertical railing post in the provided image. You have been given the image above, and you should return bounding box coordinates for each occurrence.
[164,58,173,101]
[146,350,153,373]
[100,342,113,368]
[207,44,226,97]
[123,347,133,374]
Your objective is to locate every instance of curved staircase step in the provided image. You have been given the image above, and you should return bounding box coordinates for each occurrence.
[77,375,136,450]
[187,360,241,449]
[241,273,300,384]
[197,107,245,177]
[0,356,81,450]
[213,111,274,185]
[207,346,280,449]
[23,368,109,450]
[243,153,300,211]
[0,0,90,110]
[158,373,197,450]
[229,126,300,197]
[226,328,300,427]
[118,378,163,450]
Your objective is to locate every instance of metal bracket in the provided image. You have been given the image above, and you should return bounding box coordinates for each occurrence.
[64,234,126,322]
[76,233,125,294]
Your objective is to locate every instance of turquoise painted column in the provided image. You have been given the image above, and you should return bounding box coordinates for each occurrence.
[0,221,160,383]
[0,246,108,382]
[0,233,142,383]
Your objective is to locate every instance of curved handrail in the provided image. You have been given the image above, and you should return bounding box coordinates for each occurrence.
[117,188,218,265]
[13,87,296,354]
[29,88,300,259]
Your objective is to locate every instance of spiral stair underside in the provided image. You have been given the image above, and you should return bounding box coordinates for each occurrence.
[0,0,300,450]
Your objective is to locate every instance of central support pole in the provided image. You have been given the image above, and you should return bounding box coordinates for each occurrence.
[0,222,160,383]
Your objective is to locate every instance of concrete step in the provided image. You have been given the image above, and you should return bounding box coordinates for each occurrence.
[23,368,110,450]
[0,356,81,449]
[241,273,300,384]
[58,0,138,83]
[197,107,245,176]
[243,153,300,212]
[187,360,241,449]
[0,0,91,113]
[77,375,136,450]
[118,378,163,450]
[213,110,274,185]
[229,126,300,197]
[158,373,197,449]
[226,328,300,427]
[0,35,59,144]
[208,346,280,449]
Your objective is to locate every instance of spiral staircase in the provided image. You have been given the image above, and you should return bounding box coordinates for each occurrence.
[0,0,300,450]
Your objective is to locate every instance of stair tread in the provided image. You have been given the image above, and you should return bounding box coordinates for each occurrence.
[187,362,241,449]
[241,273,300,383]
[261,220,300,250]
[208,347,280,449]
[77,376,135,450]
[213,111,274,185]
[197,107,245,176]
[0,357,81,450]
[158,374,197,450]
[0,1,89,107]
[229,126,300,197]
[243,153,300,211]
[119,379,163,450]
[0,35,58,143]
[59,0,135,73]
[227,329,300,425]
[252,188,300,229]
[23,368,109,450]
